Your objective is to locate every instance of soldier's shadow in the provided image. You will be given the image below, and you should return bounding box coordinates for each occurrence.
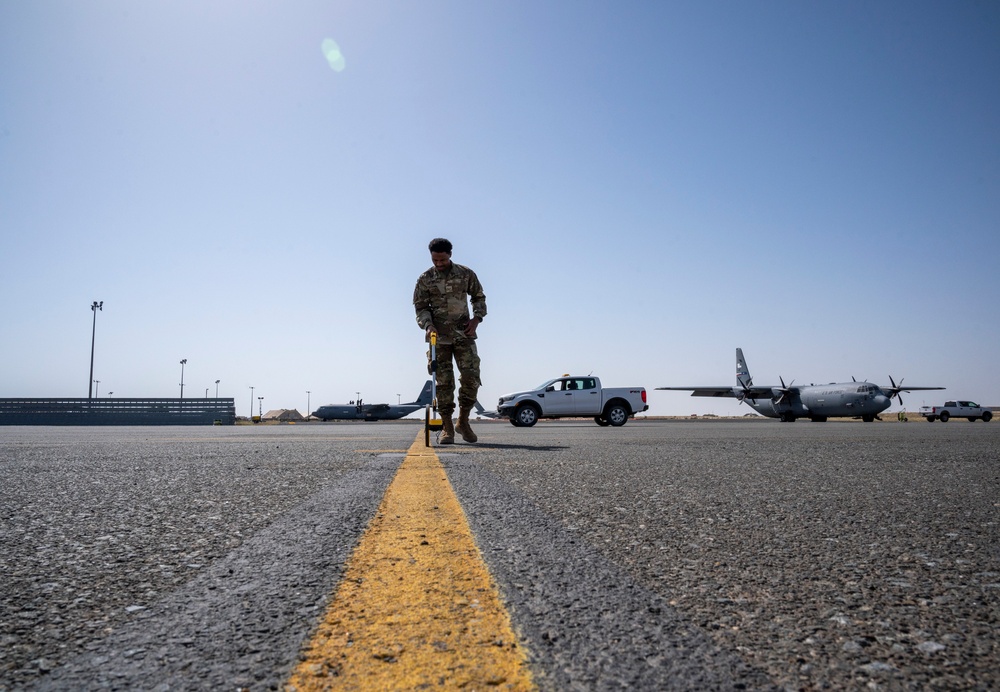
[453,443,568,452]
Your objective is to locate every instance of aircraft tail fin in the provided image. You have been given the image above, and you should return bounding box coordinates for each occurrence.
[472,400,499,418]
[736,348,753,389]
[412,380,433,406]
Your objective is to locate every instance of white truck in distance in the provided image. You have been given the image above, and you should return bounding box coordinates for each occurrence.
[497,376,648,427]
[919,401,992,422]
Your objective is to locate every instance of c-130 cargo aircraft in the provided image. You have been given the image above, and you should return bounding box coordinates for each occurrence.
[657,348,944,422]
[312,381,432,421]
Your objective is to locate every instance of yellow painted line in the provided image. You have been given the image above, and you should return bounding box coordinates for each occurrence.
[287,432,535,690]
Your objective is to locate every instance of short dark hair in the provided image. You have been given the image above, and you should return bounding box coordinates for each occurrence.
[428,238,452,254]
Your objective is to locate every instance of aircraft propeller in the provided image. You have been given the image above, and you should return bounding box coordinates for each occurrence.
[775,376,796,405]
[737,377,757,405]
[886,375,905,406]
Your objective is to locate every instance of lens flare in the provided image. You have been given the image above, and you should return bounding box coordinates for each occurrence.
[321,38,346,72]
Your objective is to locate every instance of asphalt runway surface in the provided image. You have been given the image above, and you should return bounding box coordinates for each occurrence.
[1,420,997,690]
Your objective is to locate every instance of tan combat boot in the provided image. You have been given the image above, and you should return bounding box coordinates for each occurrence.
[438,414,455,445]
[456,407,478,443]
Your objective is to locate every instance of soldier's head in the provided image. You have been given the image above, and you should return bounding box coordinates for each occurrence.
[428,238,453,271]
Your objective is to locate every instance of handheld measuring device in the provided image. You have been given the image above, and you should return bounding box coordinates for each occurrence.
[425,331,442,446]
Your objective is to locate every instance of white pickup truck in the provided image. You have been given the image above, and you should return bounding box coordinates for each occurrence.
[919,401,992,422]
[497,375,648,427]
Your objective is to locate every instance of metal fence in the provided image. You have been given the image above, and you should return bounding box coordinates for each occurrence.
[0,398,237,425]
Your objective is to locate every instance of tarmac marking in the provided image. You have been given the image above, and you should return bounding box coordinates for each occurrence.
[286,431,535,690]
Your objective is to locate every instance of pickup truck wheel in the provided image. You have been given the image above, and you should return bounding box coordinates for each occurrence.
[594,416,610,427]
[939,411,950,422]
[925,416,936,422]
[968,417,977,422]
[983,411,992,422]
[605,403,629,427]
[514,404,539,427]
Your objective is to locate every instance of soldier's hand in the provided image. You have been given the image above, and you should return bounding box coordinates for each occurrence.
[463,317,481,338]
[425,325,438,341]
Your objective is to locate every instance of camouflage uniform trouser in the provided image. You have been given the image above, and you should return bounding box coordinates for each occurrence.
[428,338,481,417]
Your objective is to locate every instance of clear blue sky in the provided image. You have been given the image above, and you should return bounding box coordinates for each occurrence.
[2,1,998,417]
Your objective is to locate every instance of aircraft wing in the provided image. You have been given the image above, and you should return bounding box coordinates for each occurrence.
[882,385,945,391]
[656,386,738,398]
[656,386,779,399]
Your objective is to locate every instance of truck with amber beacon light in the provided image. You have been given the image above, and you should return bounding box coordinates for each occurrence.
[497,375,648,427]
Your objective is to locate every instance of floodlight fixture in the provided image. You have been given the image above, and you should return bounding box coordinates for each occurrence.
[88,301,103,398]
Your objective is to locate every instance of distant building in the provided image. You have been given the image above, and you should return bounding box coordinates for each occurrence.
[262,409,305,422]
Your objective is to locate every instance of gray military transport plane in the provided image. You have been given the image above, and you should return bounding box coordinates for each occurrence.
[312,381,432,421]
[658,348,944,422]
[473,401,500,419]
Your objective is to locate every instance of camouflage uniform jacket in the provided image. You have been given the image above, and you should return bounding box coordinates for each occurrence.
[413,262,487,345]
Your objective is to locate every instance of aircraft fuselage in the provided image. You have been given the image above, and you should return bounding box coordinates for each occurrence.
[745,383,892,422]
[312,404,421,421]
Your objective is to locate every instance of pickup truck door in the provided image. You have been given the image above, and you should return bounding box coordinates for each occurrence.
[542,380,576,415]
[567,378,602,415]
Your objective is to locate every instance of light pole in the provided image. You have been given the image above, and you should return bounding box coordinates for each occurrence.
[179,359,187,398]
[306,390,311,418]
[94,380,100,397]
[215,380,220,397]
[205,388,209,398]
[88,301,102,398]
[249,386,254,418]
[108,392,113,397]
[397,393,401,404]
[258,396,263,418]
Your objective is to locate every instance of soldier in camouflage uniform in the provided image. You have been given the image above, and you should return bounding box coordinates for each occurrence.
[413,238,487,444]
